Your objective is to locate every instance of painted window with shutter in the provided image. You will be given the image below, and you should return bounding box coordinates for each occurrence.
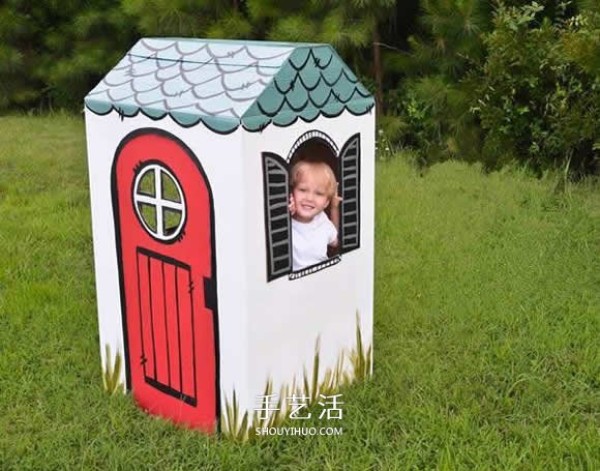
[262,152,292,281]
[339,134,361,253]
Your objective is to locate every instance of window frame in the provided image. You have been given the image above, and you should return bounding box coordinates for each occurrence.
[262,131,362,282]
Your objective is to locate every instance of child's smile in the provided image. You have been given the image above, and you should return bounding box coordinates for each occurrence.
[291,173,330,223]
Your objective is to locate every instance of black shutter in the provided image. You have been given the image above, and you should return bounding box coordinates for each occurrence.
[339,134,361,253]
[262,152,292,281]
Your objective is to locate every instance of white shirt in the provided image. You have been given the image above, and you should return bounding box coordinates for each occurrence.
[291,212,337,271]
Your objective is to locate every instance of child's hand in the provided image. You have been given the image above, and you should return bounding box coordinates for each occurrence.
[330,183,343,209]
[288,194,296,216]
[330,195,343,209]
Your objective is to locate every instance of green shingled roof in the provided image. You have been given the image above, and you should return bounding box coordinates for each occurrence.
[85,38,374,134]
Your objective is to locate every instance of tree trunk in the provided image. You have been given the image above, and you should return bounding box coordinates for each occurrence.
[372,24,384,116]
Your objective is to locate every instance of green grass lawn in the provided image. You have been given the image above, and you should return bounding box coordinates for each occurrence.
[1,114,600,469]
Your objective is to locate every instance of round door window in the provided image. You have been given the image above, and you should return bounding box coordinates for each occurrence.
[133,163,186,241]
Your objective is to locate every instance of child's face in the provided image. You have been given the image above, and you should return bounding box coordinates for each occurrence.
[292,167,331,223]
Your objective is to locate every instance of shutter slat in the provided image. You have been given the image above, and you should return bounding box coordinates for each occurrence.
[271,226,288,235]
[269,201,289,210]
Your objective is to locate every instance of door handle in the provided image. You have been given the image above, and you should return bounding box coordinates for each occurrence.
[203,277,217,311]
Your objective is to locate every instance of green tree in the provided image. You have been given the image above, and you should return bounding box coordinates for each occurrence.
[323,0,398,115]
[44,0,138,109]
[0,0,414,116]
[0,0,137,111]
[0,0,58,110]
[121,0,252,38]
[397,0,492,164]
[247,0,399,114]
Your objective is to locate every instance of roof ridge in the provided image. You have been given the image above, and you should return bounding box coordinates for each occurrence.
[145,37,327,48]
[127,52,285,69]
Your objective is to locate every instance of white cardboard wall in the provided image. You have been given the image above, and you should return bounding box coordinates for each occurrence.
[85,107,374,429]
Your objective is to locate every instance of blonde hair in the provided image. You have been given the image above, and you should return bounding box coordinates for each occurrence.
[290,161,337,200]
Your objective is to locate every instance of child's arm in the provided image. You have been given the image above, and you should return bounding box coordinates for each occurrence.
[328,191,342,248]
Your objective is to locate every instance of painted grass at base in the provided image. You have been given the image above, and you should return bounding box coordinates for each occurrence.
[102,345,124,395]
[221,313,372,441]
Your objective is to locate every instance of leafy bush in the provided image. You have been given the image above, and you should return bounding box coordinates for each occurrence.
[474,2,600,177]
[395,76,482,166]
[395,1,600,177]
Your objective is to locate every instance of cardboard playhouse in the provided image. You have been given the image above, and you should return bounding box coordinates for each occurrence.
[84,37,375,433]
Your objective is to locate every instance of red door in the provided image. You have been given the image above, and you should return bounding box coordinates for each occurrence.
[112,129,218,432]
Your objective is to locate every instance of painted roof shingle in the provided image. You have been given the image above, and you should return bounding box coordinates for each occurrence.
[85,38,374,134]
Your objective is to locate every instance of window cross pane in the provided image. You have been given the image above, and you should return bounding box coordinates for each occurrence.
[133,164,186,241]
